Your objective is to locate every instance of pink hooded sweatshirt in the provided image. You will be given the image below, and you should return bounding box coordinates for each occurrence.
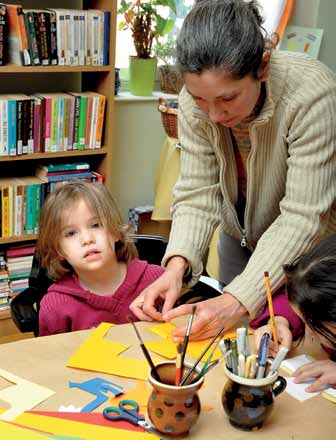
[38,258,163,336]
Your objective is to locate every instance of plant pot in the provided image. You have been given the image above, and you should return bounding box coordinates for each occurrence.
[129,56,157,96]
[158,65,184,94]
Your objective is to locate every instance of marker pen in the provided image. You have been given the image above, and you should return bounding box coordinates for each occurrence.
[230,339,239,375]
[256,333,270,379]
[267,346,289,377]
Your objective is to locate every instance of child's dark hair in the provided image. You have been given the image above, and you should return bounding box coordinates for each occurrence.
[177,0,276,79]
[284,235,336,348]
[38,181,137,281]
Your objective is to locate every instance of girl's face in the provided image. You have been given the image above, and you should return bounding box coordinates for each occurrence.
[184,68,267,127]
[291,304,336,350]
[59,199,118,278]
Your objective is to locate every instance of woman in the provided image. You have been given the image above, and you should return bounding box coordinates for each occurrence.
[130,0,336,340]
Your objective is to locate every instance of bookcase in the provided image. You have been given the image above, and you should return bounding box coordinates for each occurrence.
[0,0,117,329]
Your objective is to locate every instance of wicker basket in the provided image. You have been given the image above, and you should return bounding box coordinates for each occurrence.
[158,97,178,139]
[158,65,184,94]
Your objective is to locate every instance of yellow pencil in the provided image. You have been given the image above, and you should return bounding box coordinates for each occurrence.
[264,271,279,349]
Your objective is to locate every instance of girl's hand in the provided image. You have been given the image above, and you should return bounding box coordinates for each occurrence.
[293,360,336,392]
[253,316,292,357]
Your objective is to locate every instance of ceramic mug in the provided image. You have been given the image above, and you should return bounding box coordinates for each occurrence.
[222,363,287,431]
[147,361,204,437]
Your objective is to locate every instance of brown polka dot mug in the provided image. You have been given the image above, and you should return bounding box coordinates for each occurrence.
[222,363,287,431]
[147,361,204,437]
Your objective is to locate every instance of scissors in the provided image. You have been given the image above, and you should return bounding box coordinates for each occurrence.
[103,399,167,438]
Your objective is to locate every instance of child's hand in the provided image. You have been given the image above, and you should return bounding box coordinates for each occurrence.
[253,316,292,357]
[293,359,336,392]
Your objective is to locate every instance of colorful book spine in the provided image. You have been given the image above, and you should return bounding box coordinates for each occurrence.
[56,96,64,151]
[50,96,58,152]
[43,96,52,152]
[16,99,24,155]
[44,171,93,182]
[103,10,110,66]
[48,10,58,65]
[95,95,106,148]
[84,94,93,148]
[24,11,40,65]
[0,4,7,66]
[36,11,50,65]
[25,184,36,235]
[7,99,17,156]
[0,100,8,156]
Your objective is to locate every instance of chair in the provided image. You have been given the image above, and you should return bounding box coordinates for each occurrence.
[10,234,221,336]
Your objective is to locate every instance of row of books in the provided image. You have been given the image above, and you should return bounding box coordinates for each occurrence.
[0,4,110,66]
[0,244,35,309]
[0,162,104,239]
[0,91,106,156]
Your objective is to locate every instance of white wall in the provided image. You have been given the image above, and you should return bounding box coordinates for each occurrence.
[111,98,166,221]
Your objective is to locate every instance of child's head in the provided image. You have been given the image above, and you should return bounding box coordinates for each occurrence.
[38,181,137,281]
[284,236,336,348]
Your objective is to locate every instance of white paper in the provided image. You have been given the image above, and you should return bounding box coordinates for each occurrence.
[284,376,320,401]
[256,0,287,35]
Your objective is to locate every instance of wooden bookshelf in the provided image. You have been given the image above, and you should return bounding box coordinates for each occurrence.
[0,0,117,331]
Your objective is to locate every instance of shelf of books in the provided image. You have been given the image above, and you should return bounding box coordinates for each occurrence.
[0,1,117,318]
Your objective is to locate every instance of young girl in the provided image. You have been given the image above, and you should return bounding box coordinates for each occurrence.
[37,181,163,336]
[252,235,336,392]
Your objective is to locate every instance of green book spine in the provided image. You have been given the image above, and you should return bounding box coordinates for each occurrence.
[50,97,58,152]
[77,95,88,150]
[25,184,35,235]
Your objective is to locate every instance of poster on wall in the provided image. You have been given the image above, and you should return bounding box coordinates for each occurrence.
[280,25,324,58]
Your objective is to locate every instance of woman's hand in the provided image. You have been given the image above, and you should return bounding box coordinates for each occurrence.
[253,316,292,357]
[163,293,247,341]
[129,256,187,321]
[293,359,336,392]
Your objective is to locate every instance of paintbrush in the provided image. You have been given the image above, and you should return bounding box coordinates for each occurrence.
[179,324,226,386]
[127,316,161,382]
[180,304,196,369]
[175,342,183,385]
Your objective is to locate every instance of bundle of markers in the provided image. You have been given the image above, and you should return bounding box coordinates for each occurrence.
[219,328,289,379]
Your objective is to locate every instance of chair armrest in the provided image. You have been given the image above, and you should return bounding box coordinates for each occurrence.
[10,288,39,335]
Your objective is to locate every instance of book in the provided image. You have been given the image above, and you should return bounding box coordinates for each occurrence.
[37,171,93,183]
[0,4,7,66]
[6,4,31,66]
[23,9,40,65]
[6,244,36,258]
[36,161,90,173]
[102,10,110,66]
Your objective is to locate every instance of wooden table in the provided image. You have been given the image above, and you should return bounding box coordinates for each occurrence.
[0,321,334,439]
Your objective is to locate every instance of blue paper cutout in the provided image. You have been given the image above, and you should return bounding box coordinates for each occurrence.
[69,377,124,412]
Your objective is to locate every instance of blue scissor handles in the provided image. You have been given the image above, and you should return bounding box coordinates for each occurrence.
[103,399,144,426]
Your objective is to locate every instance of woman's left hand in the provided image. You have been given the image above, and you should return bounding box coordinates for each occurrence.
[293,359,336,392]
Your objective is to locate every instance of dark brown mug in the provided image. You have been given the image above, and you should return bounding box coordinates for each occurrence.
[222,364,287,431]
[147,361,204,437]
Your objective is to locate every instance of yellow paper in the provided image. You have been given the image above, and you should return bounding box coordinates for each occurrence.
[14,413,156,440]
[67,322,158,380]
[148,322,176,339]
[147,323,250,361]
[0,420,50,439]
[111,380,151,407]
[0,368,55,422]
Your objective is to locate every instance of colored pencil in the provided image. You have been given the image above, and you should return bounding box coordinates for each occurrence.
[127,316,161,382]
[264,271,279,349]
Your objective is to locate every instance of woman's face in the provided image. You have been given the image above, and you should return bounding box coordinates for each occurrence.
[184,69,267,127]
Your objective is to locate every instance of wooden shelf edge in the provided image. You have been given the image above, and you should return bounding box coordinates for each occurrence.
[0,235,37,245]
[0,147,110,162]
[0,65,114,73]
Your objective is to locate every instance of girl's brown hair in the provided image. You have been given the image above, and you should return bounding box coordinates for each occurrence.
[38,181,137,281]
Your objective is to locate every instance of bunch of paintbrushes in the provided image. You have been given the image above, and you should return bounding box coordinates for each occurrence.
[175,305,227,386]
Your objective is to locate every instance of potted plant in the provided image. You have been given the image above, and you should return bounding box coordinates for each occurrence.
[118,0,176,96]
[153,38,184,94]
